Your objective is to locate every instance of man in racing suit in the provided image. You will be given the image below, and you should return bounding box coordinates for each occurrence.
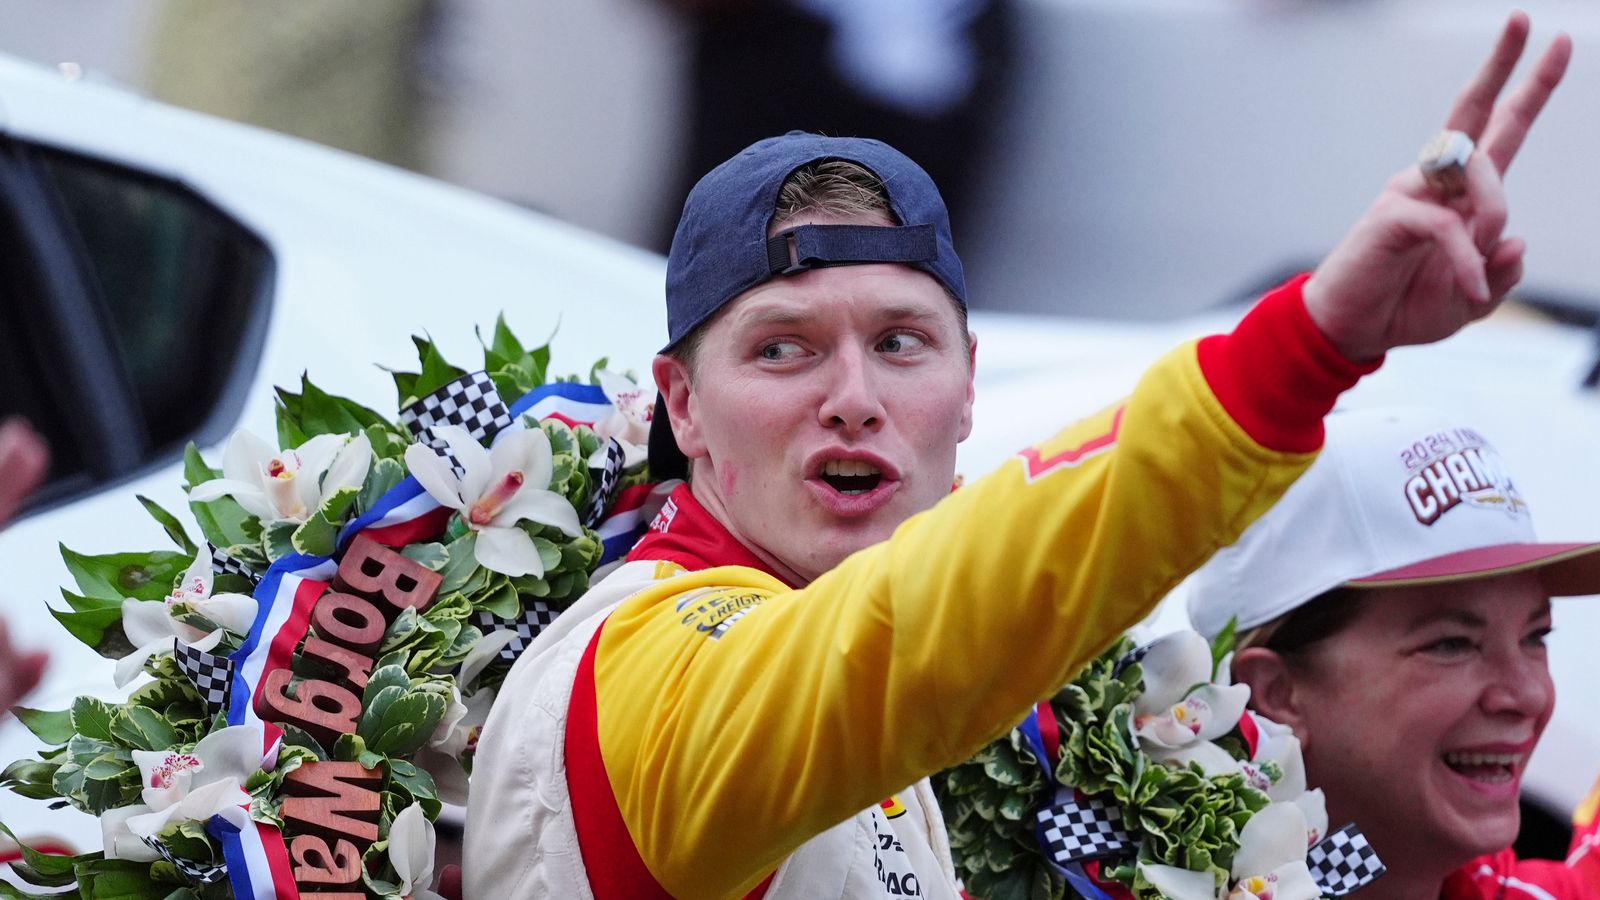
[464,16,1570,899]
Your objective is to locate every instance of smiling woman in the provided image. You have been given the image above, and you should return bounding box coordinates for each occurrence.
[1188,407,1600,900]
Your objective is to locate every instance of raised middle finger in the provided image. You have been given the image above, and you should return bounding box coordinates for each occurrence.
[1480,32,1573,175]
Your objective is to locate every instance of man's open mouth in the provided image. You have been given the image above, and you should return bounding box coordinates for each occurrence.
[818,459,883,495]
[1442,751,1519,784]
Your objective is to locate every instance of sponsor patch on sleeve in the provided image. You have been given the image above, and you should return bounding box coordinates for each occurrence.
[674,587,771,640]
[1016,406,1124,483]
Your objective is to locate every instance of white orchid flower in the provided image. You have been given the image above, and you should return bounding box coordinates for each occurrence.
[101,805,162,861]
[429,686,495,760]
[458,629,519,689]
[1133,631,1249,750]
[1238,713,1310,802]
[102,726,262,859]
[589,369,654,469]
[416,685,497,805]
[1147,739,1244,777]
[1226,802,1322,900]
[1135,804,1324,900]
[389,803,445,900]
[114,546,258,687]
[1293,789,1329,848]
[190,430,373,525]
[404,425,581,577]
[1138,862,1221,900]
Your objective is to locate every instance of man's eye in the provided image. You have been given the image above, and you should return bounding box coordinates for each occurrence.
[759,341,803,361]
[1525,626,1553,648]
[877,333,928,354]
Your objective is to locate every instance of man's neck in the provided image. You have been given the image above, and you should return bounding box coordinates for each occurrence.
[687,480,811,586]
[626,483,808,588]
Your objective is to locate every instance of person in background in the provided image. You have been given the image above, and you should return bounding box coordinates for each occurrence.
[651,0,1015,262]
[0,417,51,712]
[1189,407,1600,900]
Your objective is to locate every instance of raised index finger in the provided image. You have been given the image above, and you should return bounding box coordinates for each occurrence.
[1443,11,1531,140]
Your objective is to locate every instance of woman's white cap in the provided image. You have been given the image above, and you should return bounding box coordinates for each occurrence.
[1188,406,1600,638]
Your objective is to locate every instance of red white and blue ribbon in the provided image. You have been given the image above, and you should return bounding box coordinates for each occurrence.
[336,476,452,549]
[209,377,662,900]
[211,551,335,900]
[211,809,299,900]
[511,381,613,428]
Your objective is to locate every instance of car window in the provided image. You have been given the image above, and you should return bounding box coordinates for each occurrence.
[0,140,272,509]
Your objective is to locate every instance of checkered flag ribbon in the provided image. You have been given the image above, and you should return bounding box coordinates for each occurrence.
[142,836,228,884]
[1113,641,1152,678]
[174,639,234,714]
[1307,824,1385,897]
[399,371,513,445]
[473,601,560,662]
[1036,787,1136,864]
[584,438,626,527]
[416,425,468,479]
[209,544,259,584]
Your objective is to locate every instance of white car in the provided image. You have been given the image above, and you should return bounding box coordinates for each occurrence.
[0,54,1596,862]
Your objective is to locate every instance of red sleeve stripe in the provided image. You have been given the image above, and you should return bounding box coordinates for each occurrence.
[1195,274,1380,454]
[566,620,774,899]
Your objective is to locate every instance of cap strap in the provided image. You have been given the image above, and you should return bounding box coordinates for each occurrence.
[765,223,937,276]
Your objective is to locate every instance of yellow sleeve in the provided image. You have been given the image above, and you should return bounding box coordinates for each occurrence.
[593,341,1318,898]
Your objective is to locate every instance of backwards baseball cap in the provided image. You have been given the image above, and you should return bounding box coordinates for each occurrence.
[1188,407,1600,639]
[649,131,968,479]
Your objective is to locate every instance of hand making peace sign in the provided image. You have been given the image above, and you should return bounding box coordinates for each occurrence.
[1302,12,1571,363]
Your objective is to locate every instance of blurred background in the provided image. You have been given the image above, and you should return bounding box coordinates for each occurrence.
[5,0,1599,319]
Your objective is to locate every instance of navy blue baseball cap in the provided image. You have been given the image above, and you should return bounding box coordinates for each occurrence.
[650,132,968,480]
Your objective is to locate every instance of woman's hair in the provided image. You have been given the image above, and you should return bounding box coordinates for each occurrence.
[1238,587,1369,657]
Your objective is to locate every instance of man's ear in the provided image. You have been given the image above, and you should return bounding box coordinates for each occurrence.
[958,331,977,442]
[652,354,707,459]
[1231,647,1312,750]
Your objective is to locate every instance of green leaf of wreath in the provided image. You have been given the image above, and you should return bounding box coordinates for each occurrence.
[72,856,172,900]
[13,707,74,746]
[109,706,179,752]
[183,444,262,551]
[135,497,197,556]
[400,542,449,571]
[387,759,442,819]
[436,534,480,595]
[0,819,78,884]
[361,693,446,758]
[278,374,391,441]
[477,578,519,619]
[261,521,296,563]
[290,486,360,558]
[71,697,116,744]
[60,547,188,603]
[48,592,125,655]
[399,336,468,407]
[0,759,63,801]
[359,458,407,516]
[80,756,140,814]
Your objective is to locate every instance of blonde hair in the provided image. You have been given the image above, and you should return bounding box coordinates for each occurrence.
[772,160,898,226]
